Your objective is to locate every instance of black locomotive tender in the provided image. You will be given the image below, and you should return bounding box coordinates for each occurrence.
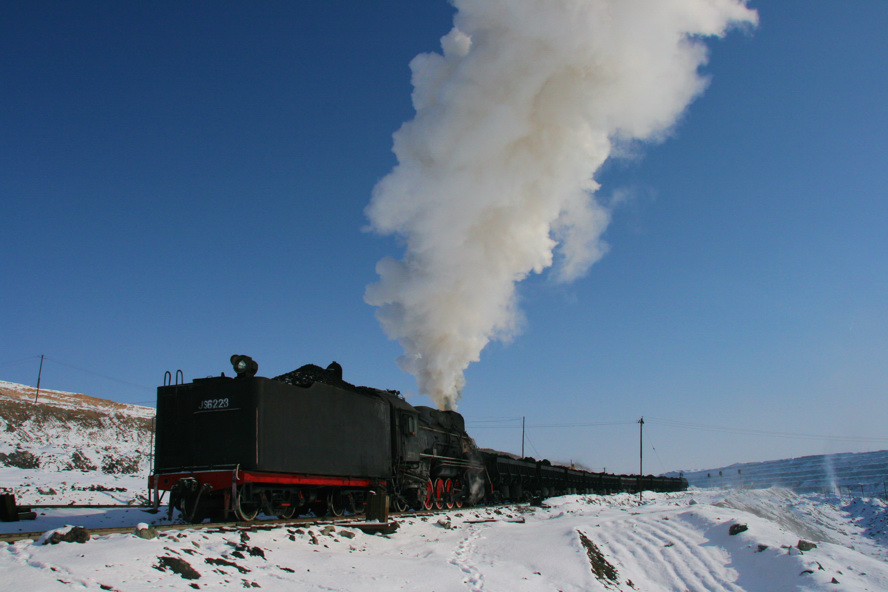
[150,356,687,522]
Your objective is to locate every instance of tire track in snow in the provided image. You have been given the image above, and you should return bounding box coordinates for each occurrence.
[648,516,743,592]
[449,526,485,592]
[597,521,696,589]
[629,515,731,588]
[601,523,689,589]
[595,512,745,592]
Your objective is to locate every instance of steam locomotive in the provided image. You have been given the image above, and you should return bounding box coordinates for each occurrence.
[149,356,687,522]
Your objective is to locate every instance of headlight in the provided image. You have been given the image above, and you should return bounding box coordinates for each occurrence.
[230,354,258,378]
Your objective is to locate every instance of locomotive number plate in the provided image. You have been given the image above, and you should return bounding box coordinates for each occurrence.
[197,397,230,411]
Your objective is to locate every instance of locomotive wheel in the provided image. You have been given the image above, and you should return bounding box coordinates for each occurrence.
[327,491,345,517]
[234,487,259,521]
[443,479,455,510]
[393,493,409,513]
[422,479,434,511]
[345,491,364,515]
[453,479,464,509]
[276,504,296,520]
[181,492,206,524]
[434,478,445,510]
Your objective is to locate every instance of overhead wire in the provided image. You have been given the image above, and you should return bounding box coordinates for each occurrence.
[39,356,153,393]
[467,414,886,467]
[467,414,888,444]
[646,431,668,474]
[466,416,524,425]
[2,354,153,393]
[467,419,635,429]
[646,416,888,444]
[523,430,542,459]
[0,354,43,368]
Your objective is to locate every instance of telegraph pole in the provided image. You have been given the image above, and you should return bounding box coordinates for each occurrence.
[638,417,644,503]
[521,416,525,458]
[33,354,44,403]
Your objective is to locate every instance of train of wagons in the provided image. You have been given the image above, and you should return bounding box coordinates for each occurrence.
[149,356,688,523]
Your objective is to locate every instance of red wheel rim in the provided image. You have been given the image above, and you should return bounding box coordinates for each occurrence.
[444,478,454,509]
[453,479,464,508]
[434,478,444,510]
[423,479,434,510]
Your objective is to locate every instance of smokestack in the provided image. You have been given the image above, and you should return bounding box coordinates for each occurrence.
[366,0,757,410]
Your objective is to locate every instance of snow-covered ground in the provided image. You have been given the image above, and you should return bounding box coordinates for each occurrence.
[3,381,888,590]
[3,488,887,591]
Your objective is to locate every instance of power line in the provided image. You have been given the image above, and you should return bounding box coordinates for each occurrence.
[523,430,542,459]
[0,354,43,368]
[531,420,636,429]
[1,354,153,393]
[469,414,887,444]
[647,432,668,475]
[39,356,153,393]
[466,417,524,424]
[647,416,888,444]
[467,420,635,429]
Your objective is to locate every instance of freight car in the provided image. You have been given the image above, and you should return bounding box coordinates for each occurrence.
[149,356,687,522]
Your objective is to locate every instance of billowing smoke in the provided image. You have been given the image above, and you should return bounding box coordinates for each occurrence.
[366,0,757,410]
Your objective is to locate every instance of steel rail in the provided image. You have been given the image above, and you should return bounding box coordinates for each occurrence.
[0,503,524,544]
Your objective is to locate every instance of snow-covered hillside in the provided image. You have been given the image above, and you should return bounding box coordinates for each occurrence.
[0,380,154,505]
[671,451,888,498]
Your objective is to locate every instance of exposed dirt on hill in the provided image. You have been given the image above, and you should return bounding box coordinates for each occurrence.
[0,383,154,475]
[0,382,139,413]
[0,397,152,435]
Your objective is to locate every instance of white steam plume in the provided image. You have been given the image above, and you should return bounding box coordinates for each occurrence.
[366,0,757,410]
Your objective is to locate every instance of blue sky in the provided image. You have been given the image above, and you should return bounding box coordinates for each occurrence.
[2,1,886,474]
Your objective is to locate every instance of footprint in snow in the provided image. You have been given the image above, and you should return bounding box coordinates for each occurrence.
[449,527,485,592]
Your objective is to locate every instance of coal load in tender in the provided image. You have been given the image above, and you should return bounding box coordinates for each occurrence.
[273,362,401,398]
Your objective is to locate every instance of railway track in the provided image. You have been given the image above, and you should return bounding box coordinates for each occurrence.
[0,513,379,544]
[26,504,147,509]
[0,504,511,544]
